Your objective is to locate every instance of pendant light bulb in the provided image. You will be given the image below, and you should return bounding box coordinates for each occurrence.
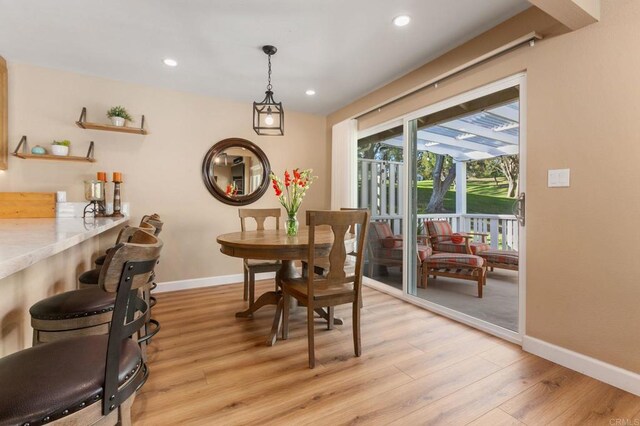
[265,113,274,126]
[265,106,274,126]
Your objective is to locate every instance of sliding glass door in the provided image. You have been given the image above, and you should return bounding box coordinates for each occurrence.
[357,124,405,290]
[407,84,522,332]
[358,74,526,337]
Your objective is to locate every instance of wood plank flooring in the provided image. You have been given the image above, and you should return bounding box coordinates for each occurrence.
[132,281,640,425]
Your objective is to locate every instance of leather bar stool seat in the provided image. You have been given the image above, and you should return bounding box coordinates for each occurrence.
[30,288,115,344]
[78,267,102,287]
[0,335,141,425]
[94,253,107,266]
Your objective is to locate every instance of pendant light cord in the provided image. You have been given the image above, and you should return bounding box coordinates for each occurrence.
[267,54,272,91]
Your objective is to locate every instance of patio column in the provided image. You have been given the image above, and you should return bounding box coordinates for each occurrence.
[455,161,467,223]
[455,161,467,232]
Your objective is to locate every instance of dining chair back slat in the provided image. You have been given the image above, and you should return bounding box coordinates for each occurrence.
[239,208,281,231]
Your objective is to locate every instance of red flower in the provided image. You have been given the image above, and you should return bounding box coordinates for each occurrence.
[225,184,233,195]
[284,170,291,187]
[293,168,301,182]
[299,180,306,188]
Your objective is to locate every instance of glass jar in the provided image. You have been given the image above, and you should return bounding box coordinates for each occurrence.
[84,180,105,201]
[285,213,299,237]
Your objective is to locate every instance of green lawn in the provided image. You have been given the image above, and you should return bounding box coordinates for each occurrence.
[416,178,515,214]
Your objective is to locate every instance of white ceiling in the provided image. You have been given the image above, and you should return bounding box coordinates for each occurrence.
[0,0,530,114]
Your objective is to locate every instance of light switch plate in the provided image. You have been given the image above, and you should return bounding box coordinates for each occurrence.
[548,169,570,187]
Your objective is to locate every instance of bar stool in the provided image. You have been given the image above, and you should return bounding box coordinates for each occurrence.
[78,223,156,289]
[30,230,161,349]
[79,221,156,282]
[79,219,163,351]
[91,214,161,271]
[0,233,162,425]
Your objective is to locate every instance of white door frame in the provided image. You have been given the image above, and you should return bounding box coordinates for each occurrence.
[357,73,527,344]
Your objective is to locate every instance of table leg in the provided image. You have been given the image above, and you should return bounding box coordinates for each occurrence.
[268,297,284,346]
[235,260,296,318]
[235,291,279,318]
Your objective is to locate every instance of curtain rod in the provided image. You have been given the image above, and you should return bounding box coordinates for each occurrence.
[354,31,542,120]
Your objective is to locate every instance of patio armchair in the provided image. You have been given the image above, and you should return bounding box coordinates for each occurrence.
[366,221,486,297]
[366,221,431,276]
[425,220,490,255]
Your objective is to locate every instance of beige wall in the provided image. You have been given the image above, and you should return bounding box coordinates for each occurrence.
[328,1,640,373]
[0,63,329,282]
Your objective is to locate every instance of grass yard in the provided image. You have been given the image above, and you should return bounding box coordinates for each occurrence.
[416,177,515,214]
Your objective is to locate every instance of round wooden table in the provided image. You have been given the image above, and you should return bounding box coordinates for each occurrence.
[217,227,348,345]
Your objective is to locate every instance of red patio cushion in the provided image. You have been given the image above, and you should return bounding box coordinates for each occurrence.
[382,236,402,249]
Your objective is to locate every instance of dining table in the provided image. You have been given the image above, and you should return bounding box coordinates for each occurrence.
[217,227,354,346]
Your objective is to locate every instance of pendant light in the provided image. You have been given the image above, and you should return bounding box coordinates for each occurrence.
[253,45,284,136]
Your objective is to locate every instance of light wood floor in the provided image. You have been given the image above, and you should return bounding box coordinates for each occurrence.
[132,281,640,425]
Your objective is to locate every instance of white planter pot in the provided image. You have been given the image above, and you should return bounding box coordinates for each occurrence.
[51,145,69,156]
[110,116,126,127]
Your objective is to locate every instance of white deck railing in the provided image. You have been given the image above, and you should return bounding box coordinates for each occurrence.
[359,158,518,250]
[371,213,518,251]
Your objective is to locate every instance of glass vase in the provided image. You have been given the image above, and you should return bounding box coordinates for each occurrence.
[285,213,299,237]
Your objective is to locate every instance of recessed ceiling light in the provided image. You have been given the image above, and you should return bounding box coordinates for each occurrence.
[305,89,316,96]
[163,58,178,67]
[393,15,411,27]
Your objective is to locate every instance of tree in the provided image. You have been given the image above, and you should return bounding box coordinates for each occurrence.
[499,155,519,198]
[357,141,403,162]
[426,154,457,212]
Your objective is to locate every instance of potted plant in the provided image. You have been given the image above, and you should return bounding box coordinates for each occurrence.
[106,106,133,127]
[51,140,70,156]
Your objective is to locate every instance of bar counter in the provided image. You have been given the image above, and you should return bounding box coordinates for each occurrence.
[0,216,128,356]
[0,217,128,280]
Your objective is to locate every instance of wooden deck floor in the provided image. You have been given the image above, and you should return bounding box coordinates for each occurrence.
[132,281,640,425]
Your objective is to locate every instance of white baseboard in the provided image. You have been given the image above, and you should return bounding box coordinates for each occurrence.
[155,272,275,293]
[523,336,640,396]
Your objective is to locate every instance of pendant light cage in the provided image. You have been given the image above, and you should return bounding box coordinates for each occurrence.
[253,45,284,136]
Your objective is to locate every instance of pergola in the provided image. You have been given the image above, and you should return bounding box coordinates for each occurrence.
[379,100,520,214]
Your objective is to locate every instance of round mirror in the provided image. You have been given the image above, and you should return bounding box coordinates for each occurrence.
[202,138,271,206]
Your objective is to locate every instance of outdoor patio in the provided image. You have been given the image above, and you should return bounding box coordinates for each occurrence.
[366,266,519,331]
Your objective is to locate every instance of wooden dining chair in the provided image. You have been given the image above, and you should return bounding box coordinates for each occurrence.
[238,208,282,307]
[281,209,370,368]
[302,207,368,278]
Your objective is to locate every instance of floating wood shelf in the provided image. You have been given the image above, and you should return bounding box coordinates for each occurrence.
[12,136,96,163]
[76,107,147,135]
[12,153,96,163]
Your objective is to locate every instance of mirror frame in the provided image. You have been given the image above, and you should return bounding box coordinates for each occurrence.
[201,138,271,206]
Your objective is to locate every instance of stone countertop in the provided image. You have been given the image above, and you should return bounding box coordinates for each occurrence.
[0,217,128,280]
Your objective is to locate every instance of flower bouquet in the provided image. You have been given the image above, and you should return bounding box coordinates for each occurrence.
[225,182,238,197]
[270,168,316,236]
